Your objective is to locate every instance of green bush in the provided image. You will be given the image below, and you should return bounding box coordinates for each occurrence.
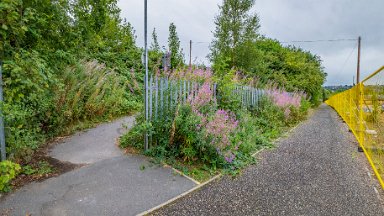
[121,86,292,172]
[0,160,21,193]
[4,58,141,162]
[1,0,143,162]
[252,96,285,137]
[174,105,220,166]
[120,65,311,174]
[234,111,273,155]
[285,99,311,125]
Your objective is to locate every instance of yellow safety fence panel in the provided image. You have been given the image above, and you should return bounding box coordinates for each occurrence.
[326,66,384,190]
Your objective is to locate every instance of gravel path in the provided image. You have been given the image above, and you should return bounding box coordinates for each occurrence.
[154,104,384,215]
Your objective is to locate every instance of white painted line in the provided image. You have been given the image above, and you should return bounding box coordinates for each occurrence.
[252,148,266,157]
[162,163,202,185]
[138,113,308,215]
[170,166,201,185]
[136,174,222,216]
[374,187,379,195]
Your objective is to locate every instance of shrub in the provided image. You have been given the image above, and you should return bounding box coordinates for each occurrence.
[3,57,141,162]
[120,68,311,173]
[0,160,21,193]
[1,0,144,163]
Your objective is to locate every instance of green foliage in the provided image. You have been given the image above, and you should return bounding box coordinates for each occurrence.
[148,28,163,72]
[210,1,326,105]
[286,99,311,125]
[174,105,220,166]
[55,61,135,121]
[22,161,52,176]
[121,104,223,168]
[168,23,184,69]
[234,111,273,155]
[252,96,286,138]
[119,114,147,150]
[0,160,21,193]
[120,81,309,175]
[151,28,161,52]
[215,70,242,111]
[253,39,326,105]
[1,0,143,162]
[322,88,331,102]
[212,37,326,105]
[210,0,260,68]
[22,165,37,175]
[36,161,52,175]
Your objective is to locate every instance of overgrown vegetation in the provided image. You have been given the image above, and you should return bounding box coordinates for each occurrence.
[1,0,326,185]
[1,0,143,163]
[0,160,21,193]
[120,0,324,180]
[210,0,326,105]
[120,69,311,180]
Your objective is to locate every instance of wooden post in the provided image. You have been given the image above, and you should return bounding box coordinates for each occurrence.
[356,36,361,84]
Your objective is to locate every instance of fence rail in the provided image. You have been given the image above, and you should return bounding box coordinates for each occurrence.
[326,65,384,190]
[146,75,265,123]
[144,75,266,148]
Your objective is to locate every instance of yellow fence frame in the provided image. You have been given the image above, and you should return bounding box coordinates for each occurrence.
[326,66,384,190]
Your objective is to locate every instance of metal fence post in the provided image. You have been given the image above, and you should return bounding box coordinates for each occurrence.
[149,75,153,147]
[155,76,158,120]
[0,60,6,161]
[144,0,149,151]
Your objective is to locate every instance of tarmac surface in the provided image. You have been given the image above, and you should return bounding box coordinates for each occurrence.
[48,117,134,164]
[154,105,384,215]
[0,116,196,216]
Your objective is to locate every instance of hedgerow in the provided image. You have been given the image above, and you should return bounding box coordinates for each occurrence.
[120,68,311,176]
[0,0,144,162]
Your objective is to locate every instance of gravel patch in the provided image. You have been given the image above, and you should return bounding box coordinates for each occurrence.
[154,104,384,215]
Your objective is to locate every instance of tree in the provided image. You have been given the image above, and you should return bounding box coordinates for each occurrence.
[1,0,143,162]
[210,0,260,69]
[150,28,160,52]
[149,28,163,71]
[168,23,184,69]
[247,38,326,104]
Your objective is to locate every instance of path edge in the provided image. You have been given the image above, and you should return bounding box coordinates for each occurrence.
[136,173,222,216]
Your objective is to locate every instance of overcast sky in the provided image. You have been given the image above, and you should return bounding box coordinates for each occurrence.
[117,0,383,86]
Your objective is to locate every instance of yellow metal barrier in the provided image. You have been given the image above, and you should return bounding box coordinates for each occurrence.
[326,66,384,190]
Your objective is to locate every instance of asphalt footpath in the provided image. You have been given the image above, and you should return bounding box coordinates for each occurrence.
[154,104,384,216]
[0,116,197,216]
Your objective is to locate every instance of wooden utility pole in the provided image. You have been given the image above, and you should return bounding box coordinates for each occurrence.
[189,40,192,68]
[356,36,361,84]
[356,36,363,153]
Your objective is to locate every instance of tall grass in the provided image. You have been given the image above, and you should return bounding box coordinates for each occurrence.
[55,60,132,123]
[4,59,141,162]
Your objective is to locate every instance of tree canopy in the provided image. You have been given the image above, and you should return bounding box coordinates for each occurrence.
[210,0,326,104]
[0,0,142,161]
[210,0,260,68]
[168,23,184,69]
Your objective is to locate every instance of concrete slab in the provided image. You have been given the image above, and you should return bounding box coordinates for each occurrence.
[0,155,197,216]
[49,116,135,164]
